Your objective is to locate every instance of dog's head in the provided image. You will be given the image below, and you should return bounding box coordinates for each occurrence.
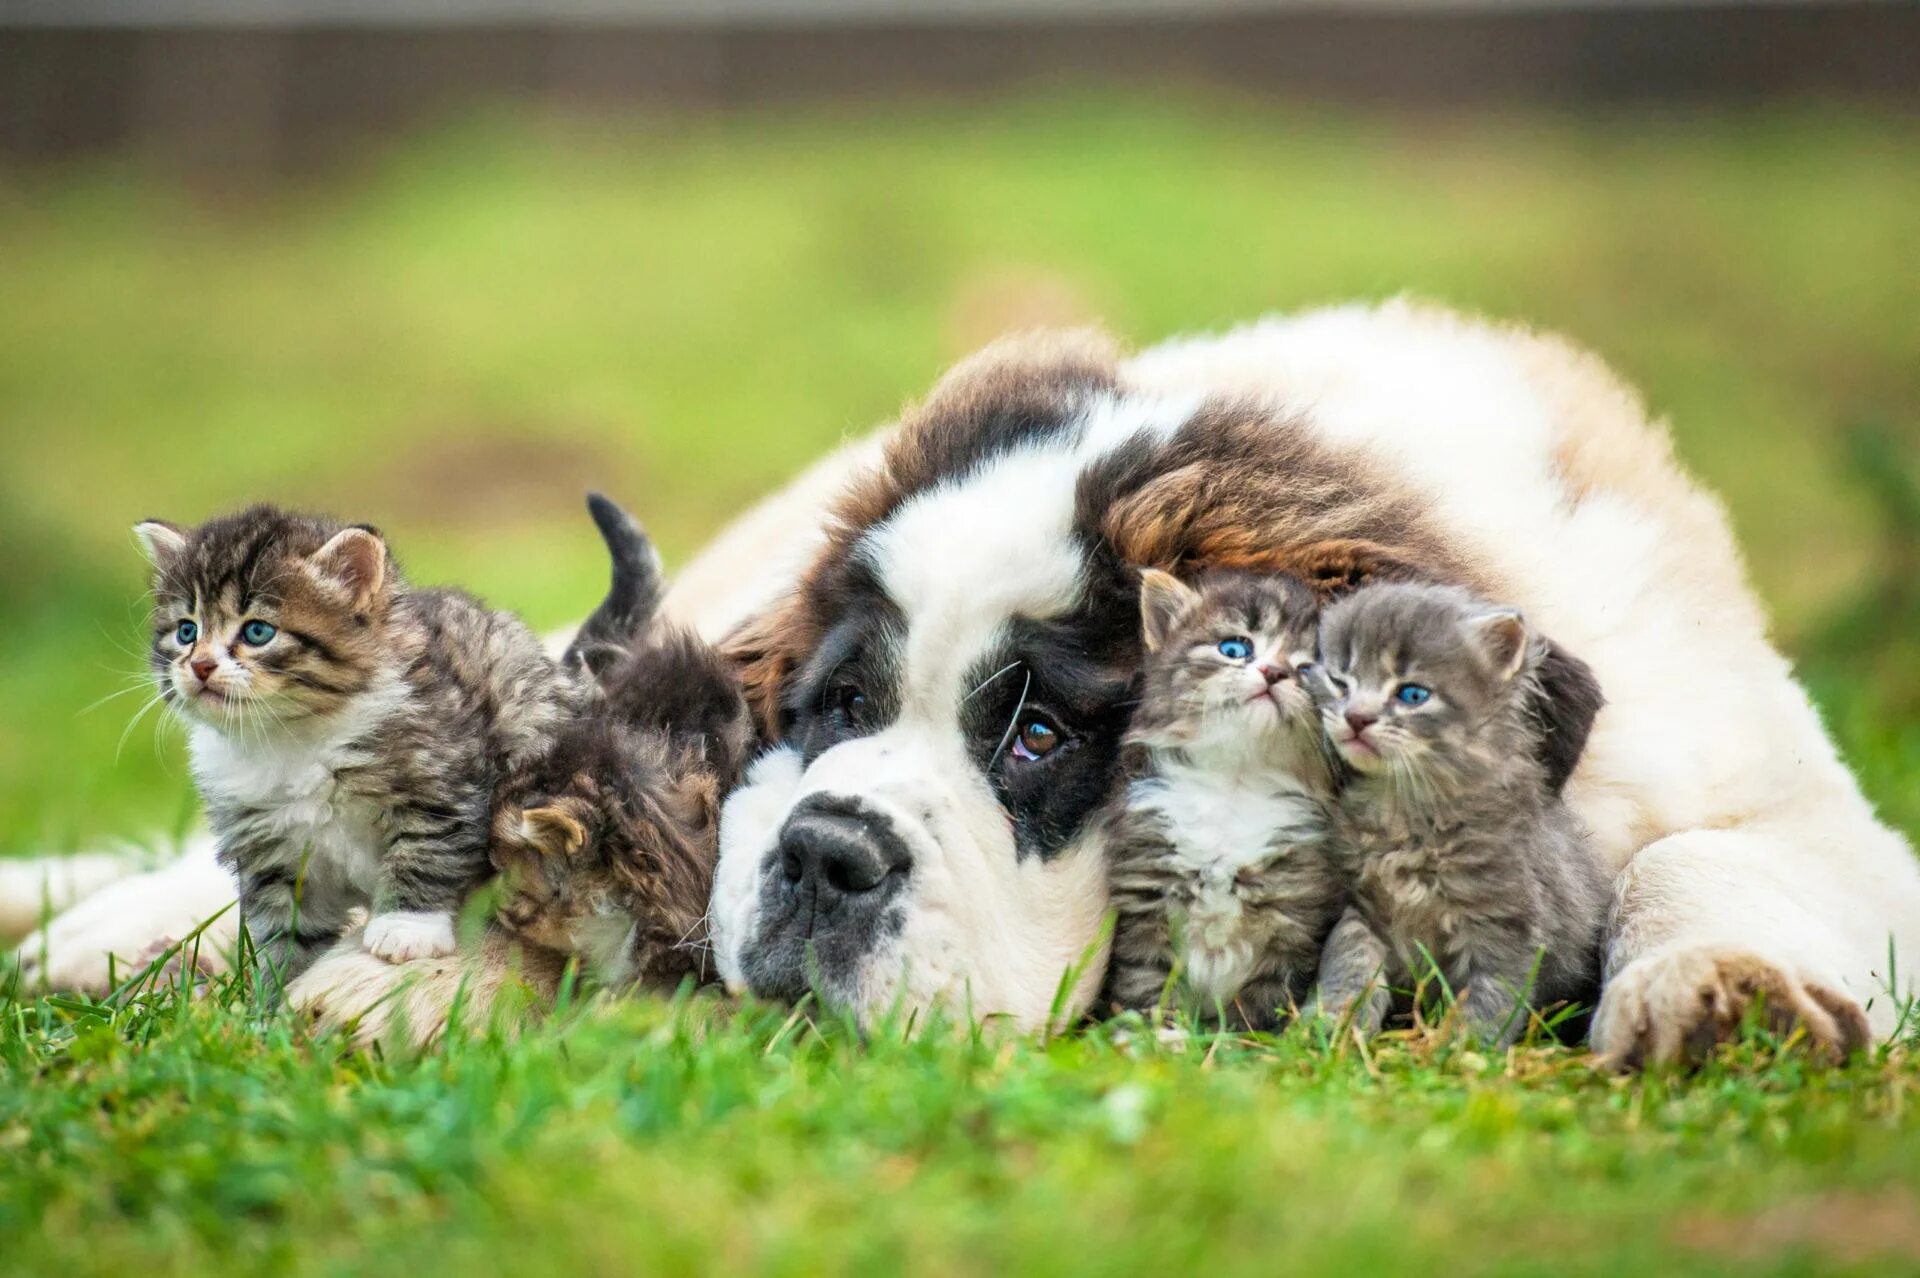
[709,332,1462,1029]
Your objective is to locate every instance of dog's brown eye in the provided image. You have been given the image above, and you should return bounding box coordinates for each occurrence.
[835,685,869,722]
[1012,719,1059,761]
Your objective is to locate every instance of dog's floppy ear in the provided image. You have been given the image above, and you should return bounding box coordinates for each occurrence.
[1529,638,1605,795]
[1137,568,1201,653]
[719,597,806,745]
[1264,537,1433,600]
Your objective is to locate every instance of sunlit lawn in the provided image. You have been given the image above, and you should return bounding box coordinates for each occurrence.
[2,96,1917,1277]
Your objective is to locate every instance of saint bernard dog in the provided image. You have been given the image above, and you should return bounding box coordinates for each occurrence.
[12,301,1919,1067]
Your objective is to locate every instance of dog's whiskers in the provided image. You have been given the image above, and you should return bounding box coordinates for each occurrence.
[962,661,1021,706]
[987,668,1033,770]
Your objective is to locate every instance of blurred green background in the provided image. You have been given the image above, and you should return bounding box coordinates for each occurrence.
[1,96,1915,853]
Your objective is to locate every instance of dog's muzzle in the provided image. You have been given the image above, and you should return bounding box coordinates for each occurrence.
[779,795,912,901]
[742,792,912,1002]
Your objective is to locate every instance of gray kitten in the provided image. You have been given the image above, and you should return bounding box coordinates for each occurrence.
[137,497,648,991]
[1101,569,1346,1029]
[1308,582,1609,1046]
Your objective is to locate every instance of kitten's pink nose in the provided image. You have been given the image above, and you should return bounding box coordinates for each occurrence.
[1258,663,1287,686]
[190,656,217,683]
[1344,709,1376,736]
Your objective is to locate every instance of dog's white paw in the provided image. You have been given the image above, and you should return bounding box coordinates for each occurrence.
[362,911,456,963]
[0,852,147,943]
[14,914,128,994]
[11,849,237,993]
[1592,945,1871,1070]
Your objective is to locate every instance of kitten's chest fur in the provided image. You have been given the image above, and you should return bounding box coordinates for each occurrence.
[1118,758,1335,1005]
[1134,763,1326,884]
[191,676,408,889]
[1337,794,1535,959]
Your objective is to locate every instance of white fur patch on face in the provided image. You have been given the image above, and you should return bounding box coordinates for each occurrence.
[864,391,1200,719]
[712,746,805,993]
[863,444,1090,720]
[165,617,256,722]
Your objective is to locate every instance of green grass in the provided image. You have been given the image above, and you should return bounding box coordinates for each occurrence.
[2,95,1918,1276]
[8,958,1920,1278]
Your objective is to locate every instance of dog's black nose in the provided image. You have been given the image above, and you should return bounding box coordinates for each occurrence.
[779,809,908,899]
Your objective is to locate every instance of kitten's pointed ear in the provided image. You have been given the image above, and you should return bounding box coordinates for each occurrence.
[307,526,388,607]
[490,803,535,872]
[517,804,588,860]
[1472,609,1531,682]
[1138,568,1201,652]
[133,520,187,574]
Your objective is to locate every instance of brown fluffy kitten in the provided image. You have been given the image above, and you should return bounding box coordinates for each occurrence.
[1101,569,1345,1029]
[491,502,751,990]
[138,505,584,990]
[1309,583,1609,1046]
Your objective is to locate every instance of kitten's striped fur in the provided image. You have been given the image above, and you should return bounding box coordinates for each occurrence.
[138,504,630,989]
[1101,570,1345,1029]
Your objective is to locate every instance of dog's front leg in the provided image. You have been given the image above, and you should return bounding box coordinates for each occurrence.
[1593,816,1920,1068]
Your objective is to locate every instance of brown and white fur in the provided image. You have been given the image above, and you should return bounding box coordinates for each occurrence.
[15,301,1915,1066]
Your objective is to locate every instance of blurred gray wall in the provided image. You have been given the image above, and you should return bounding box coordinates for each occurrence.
[3,1,1916,172]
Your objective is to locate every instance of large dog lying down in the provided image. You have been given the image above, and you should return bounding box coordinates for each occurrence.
[10,301,1918,1066]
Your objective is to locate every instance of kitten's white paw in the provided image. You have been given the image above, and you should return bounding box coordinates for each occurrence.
[362,911,457,963]
[1592,945,1871,1070]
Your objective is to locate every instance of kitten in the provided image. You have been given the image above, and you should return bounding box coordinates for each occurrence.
[1101,569,1346,1029]
[1308,582,1610,1046]
[490,505,750,990]
[136,498,644,990]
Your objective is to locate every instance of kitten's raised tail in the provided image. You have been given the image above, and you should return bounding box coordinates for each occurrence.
[563,493,665,680]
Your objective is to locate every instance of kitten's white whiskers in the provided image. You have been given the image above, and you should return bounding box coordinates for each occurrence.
[79,677,158,717]
[115,689,171,763]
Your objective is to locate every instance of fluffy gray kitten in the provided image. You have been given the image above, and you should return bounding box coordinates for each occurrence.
[137,497,648,990]
[1308,582,1610,1046]
[1101,569,1345,1029]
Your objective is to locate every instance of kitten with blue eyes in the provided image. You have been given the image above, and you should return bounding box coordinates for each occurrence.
[1100,569,1346,1029]
[136,497,652,992]
[1307,582,1610,1046]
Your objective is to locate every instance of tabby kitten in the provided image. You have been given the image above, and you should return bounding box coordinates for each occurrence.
[1309,583,1610,1046]
[490,507,750,989]
[137,501,639,989]
[1101,569,1346,1029]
